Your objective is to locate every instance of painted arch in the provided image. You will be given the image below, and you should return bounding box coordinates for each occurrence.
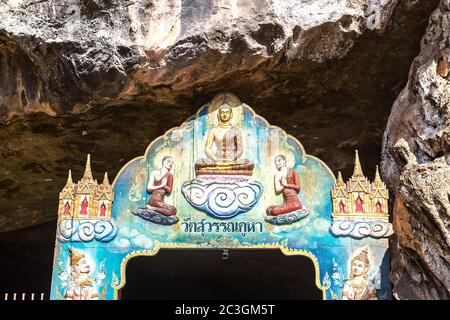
[50,93,391,300]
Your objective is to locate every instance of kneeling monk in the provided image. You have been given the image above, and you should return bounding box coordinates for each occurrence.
[266,154,302,216]
[147,156,177,216]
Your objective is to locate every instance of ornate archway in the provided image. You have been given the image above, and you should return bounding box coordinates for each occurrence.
[50,93,392,300]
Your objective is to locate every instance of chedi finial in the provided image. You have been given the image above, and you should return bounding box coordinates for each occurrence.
[336,171,346,187]
[83,154,93,180]
[374,166,382,186]
[65,170,73,187]
[352,150,364,177]
[102,172,110,187]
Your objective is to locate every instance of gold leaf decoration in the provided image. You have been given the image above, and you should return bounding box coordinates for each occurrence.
[301,166,322,206]
[322,272,331,291]
[111,272,119,288]
[330,289,340,300]
[128,167,146,201]
[100,284,108,300]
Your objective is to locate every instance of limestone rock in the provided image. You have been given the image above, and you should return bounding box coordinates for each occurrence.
[0,0,396,119]
[0,0,440,234]
[382,0,450,299]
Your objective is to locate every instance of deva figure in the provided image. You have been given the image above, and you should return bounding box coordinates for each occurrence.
[146,156,177,217]
[342,247,377,300]
[64,247,98,300]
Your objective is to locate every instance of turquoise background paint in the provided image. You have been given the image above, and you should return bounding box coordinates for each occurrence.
[50,103,391,300]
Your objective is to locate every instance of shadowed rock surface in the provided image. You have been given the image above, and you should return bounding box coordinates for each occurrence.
[0,0,438,232]
[382,0,450,299]
[0,0,448,299]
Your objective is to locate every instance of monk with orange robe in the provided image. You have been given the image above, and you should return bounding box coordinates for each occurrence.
[266,155,303,216]
[146,156,177,216]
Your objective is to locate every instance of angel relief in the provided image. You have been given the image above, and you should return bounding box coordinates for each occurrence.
[64,248,99,300]
[342,247,378,300]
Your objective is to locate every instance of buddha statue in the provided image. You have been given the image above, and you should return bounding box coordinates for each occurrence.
[195,103,254,176]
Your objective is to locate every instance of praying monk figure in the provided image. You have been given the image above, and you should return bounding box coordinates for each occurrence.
[146,156,177,216]
[195,103,254,176]
[266,154,303,216]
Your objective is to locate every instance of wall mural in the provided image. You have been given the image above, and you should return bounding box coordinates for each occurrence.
[50,93,393,300]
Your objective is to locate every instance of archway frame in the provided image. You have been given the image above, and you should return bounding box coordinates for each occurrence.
[50,93,392,301]
[112,242,326,300]
[110,98,330,300]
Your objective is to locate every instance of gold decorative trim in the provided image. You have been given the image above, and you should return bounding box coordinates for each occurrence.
[331,213,389,220]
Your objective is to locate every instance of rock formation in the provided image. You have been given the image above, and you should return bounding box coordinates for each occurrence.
[382,0,450,299]
[0,0,395,118]
[1,0,449,299]
[0,0,438,230]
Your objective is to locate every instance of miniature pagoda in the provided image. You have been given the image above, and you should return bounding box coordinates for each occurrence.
[330,151,392,238]
[58,154,114,220]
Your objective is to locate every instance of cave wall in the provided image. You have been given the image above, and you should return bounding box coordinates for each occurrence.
[0,0,448,299]
[382,0,450,299]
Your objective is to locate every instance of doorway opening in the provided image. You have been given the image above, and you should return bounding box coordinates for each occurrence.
[120,249,322,300]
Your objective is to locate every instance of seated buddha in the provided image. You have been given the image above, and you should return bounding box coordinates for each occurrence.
[195,104,254,176]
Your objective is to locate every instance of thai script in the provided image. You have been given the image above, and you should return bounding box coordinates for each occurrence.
[181,218,263,236]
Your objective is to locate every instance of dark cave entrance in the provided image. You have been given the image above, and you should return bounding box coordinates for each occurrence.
[120,249,322,300]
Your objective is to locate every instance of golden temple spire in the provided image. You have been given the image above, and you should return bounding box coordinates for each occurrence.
[336,171,345,186]
[373,165,382,187]
[352,150,364,177]
[83,154,93,180]
[65,170,73,186]
[102,172,110,187]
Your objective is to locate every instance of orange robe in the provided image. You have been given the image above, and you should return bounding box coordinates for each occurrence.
[147,173,177,216]
[267,169,302,216]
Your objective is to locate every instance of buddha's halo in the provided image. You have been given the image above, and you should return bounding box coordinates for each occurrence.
[209,92,241,111]
[152,150,176,169]
[285,150,296,169]
[207,92,244,127]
